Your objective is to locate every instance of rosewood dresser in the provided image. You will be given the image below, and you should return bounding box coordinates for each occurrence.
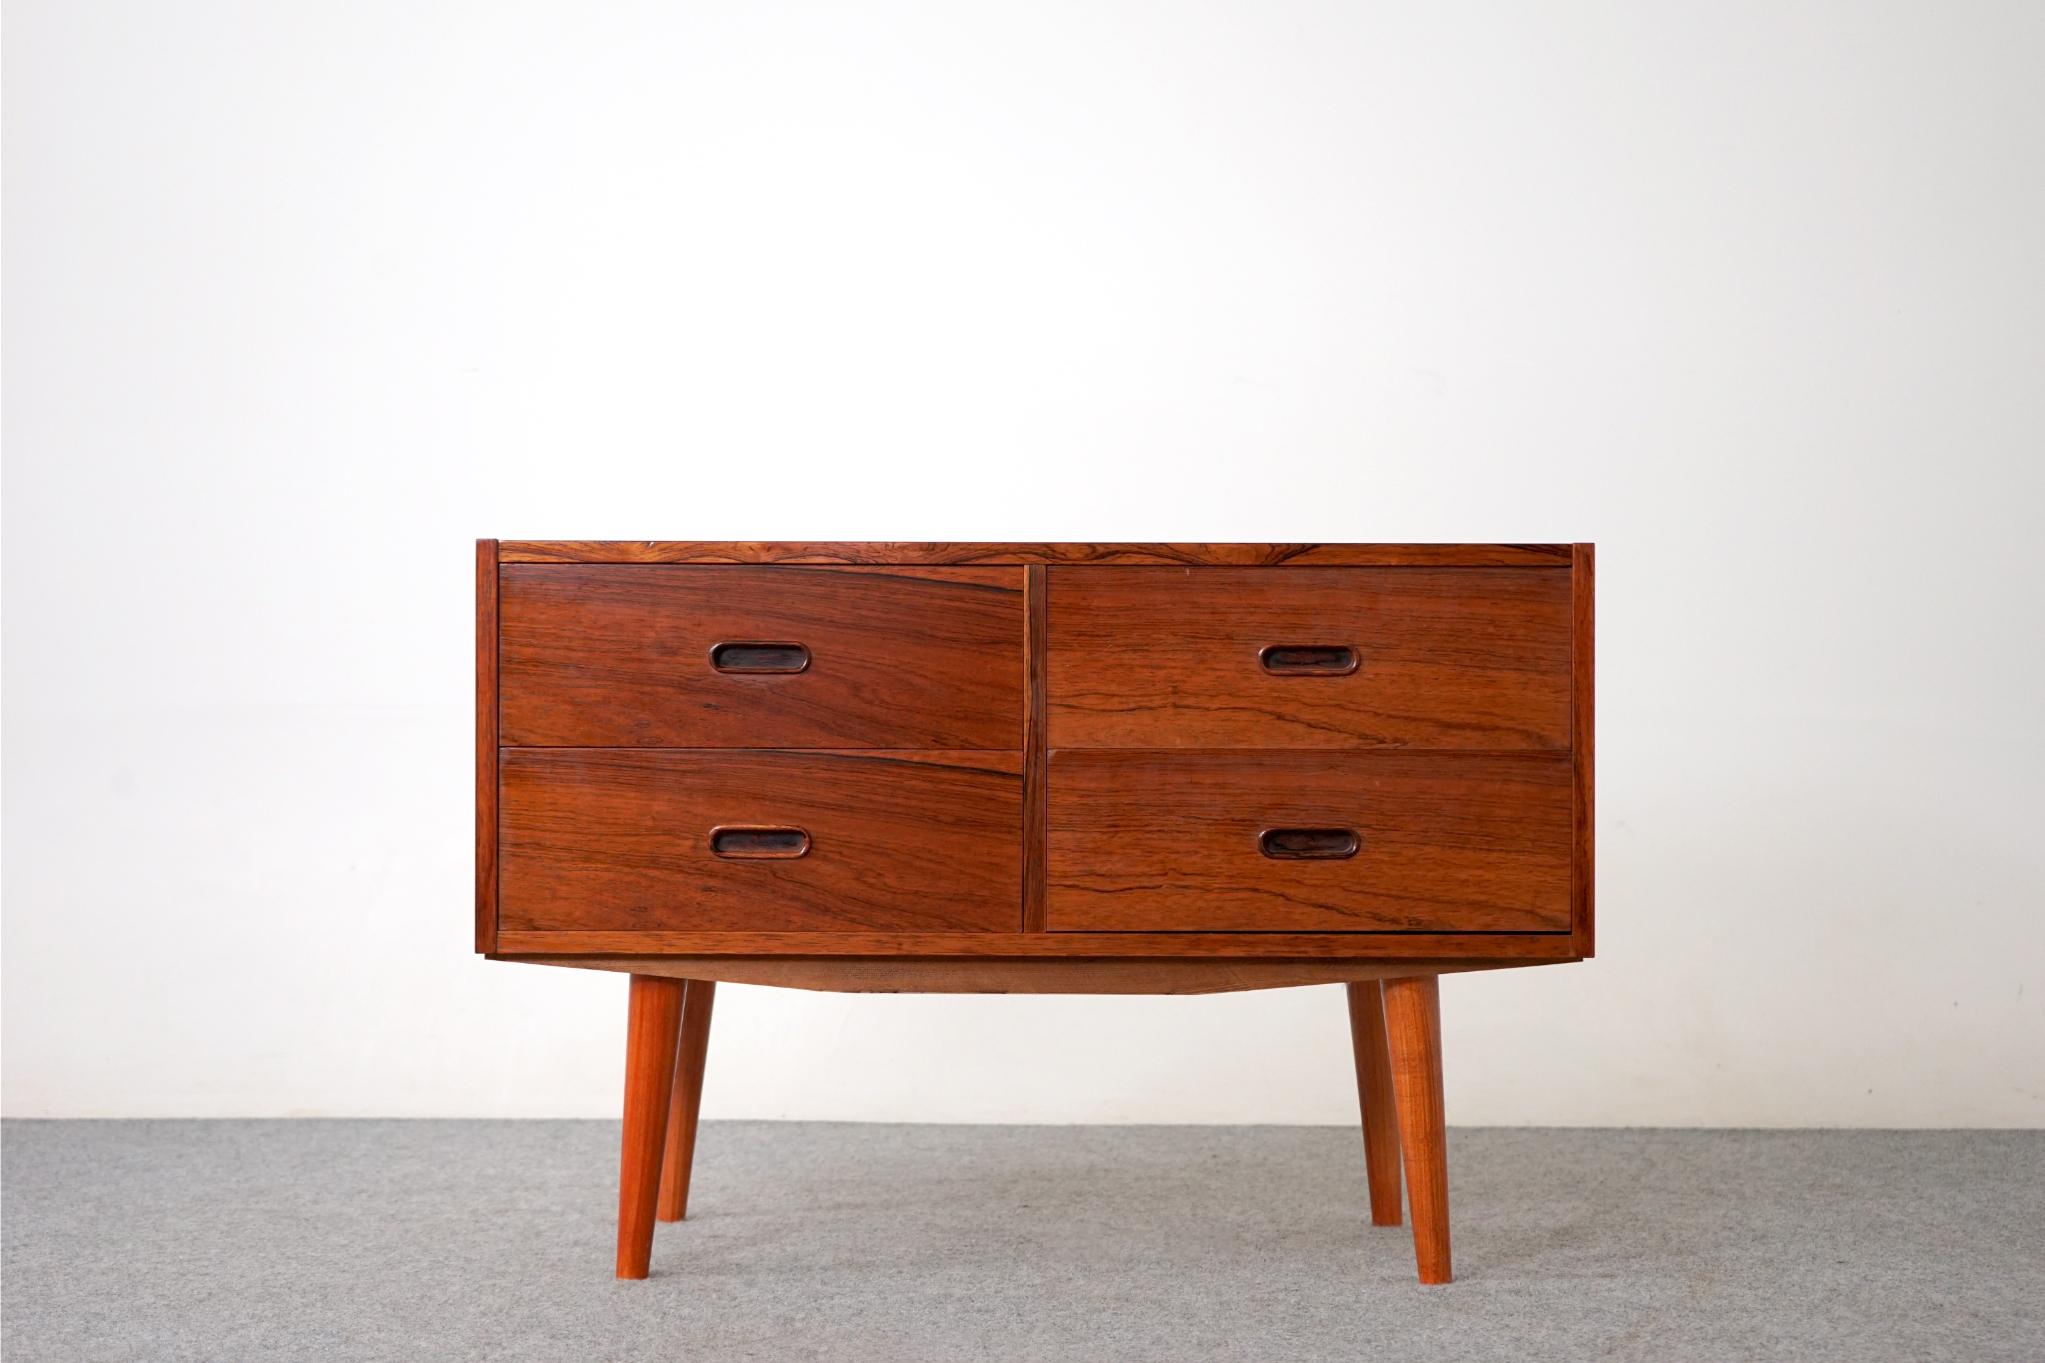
[476,540,1594,1285]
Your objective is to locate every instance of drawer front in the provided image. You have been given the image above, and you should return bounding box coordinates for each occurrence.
[1045,751,1571,932]
[1046,567,1570,749]
[500,566,1024,748]
[500,750,1022,932]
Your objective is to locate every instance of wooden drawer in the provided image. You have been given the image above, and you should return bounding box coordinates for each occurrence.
[499,566,1023,748]
[1044,751,1571,932]
[1045,567,1570,749]
[500,750,1022,933]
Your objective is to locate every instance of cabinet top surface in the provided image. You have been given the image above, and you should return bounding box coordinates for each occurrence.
[496,541,1582,566]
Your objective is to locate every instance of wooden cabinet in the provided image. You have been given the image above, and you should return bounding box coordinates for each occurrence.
[477,540,1595,1285]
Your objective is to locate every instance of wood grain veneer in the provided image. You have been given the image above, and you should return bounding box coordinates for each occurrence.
[499,565,1023,749]
[1047,567,1570,750]
[1045,751,1572,933]
[500,750,1022,934]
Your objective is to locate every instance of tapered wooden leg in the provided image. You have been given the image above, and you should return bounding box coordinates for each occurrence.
[657,980,717,1222]
[1382,974,1451,1284]
[1345,981,1403,1226]
[616,974,685,1279]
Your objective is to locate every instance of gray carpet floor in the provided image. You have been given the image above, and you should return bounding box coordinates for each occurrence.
[3,1122,2040,1362]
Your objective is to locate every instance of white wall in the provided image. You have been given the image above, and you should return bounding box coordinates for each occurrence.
[6,0,2043,1126]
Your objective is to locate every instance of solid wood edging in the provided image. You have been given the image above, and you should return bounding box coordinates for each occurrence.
[1571,543,1595,957]
[476,538,499,954]
[500,542,1573,566]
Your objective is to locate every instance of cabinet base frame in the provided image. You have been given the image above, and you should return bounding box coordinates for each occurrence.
[611,966,1466,1284]
[500,953,1573,994]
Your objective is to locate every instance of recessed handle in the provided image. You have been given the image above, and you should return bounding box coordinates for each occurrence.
[709,825,810,859]
[710,642,810,674]
[1259,644,1358,676]
[1259,827,1360,860]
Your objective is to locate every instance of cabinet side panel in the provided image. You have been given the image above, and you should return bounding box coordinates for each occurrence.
[477,539,500,953]
[1572,543,1595,956]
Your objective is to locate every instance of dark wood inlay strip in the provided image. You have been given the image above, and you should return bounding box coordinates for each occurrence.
[500,542,1573,567]
[1022,565,1049,931]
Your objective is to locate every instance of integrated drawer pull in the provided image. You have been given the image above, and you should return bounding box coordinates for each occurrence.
[1258,827,1361,860]
[710,642,810,675]
[709,825,811,859]
[1258,644,1358,677]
